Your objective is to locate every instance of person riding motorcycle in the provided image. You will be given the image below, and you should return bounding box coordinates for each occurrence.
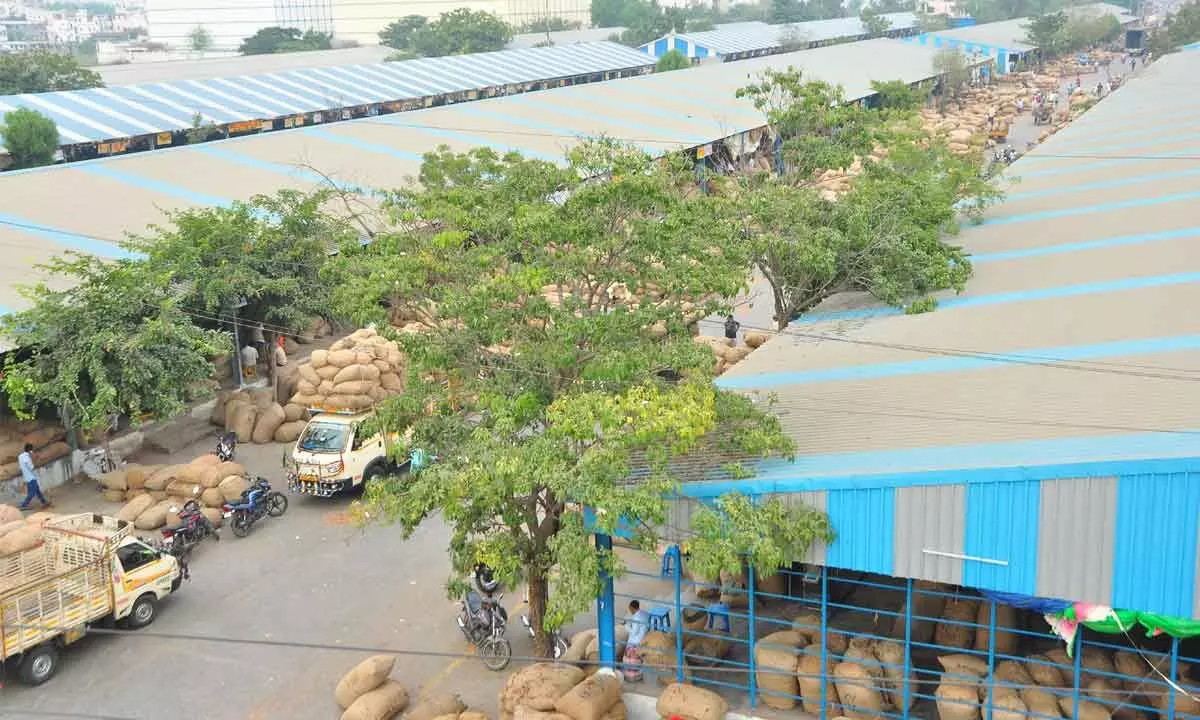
[474,562,500,595]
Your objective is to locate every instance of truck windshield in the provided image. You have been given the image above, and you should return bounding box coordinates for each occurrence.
[298,422,350,453]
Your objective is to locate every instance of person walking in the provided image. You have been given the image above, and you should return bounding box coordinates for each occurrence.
[17,443,50,511]
[240,343,259,380]
[724,315,741,346]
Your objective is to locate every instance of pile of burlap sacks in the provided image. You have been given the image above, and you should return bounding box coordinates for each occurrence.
[282,326,407,424]
[95,454,248,531]
[0,506,62,556]
[212,385,308,446]
[694,332,769,377]
[334,654,478,720]
[0,423,70,483]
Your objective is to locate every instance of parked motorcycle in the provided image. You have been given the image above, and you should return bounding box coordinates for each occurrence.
[161,500,219,557]
[456,591,511,671]
[222,476,288,538]
[992,146,1017,166]
[520,614,569,659]
[215,431,237,463]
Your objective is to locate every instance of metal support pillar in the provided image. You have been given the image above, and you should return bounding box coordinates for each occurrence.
[819,566,829,720]
[1169,637,1180,720]
[902,579,913,720]
[986,601,997,720]
[748,562,758,709]
[595,533,617,670]
[672,546,684,683]
[1072,632,1084,720]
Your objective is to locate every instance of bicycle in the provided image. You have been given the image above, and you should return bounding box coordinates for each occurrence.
[80,446,124,478]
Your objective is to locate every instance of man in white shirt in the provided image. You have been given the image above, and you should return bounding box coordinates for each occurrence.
[240,343,259,379]
[622,600,651,681]
[17,443,50,510]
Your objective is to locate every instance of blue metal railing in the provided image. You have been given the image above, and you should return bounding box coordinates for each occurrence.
[610,561,1200,720]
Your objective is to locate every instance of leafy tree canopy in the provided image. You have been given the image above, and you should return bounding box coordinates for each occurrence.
[328,141,829,652]
[870,78,929,112]
[1,108,60,169]
[238,26,331,55]
[1,256,226,431]
[860,6,894,34]
[382,9,512,57]
[516,17,582,32]
[188,25,213,52]
[655,49,692,71]
[1024,11,1069,55]
[770,0,846,24]
[1148,0,1200,54]
[0,52,104,94]
[932,47,973,110]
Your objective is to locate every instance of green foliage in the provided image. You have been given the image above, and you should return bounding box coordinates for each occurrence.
[1,255,227,431]
[382,9,511,57]
[917,12,951,31]
[962,0,1066,23]
[1147,1,1200,53]
[185,111,221,144]
[905,296,938,314]
[517,17,583,32]
[1,108,59,169]
[187,25,213,52]
[932,48,972,110]
[238,26,331,54]
[770,0,846,23]
[737,68,880,179]
[860,6,893,35]
[1024,11,1069,56]
[870,79,929,111]
[655,49,692,72]
[0,52,104,94]
[687,494,834,581]
[331,141,804,652]
[126,189,352,335]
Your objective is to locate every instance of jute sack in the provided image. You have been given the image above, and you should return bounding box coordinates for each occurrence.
[381,373,404,392]
[231,404,257,443]
[989,688,1029,720]
[219,475,249,503]
[656,683,727,720]
[311,349,329,368]
[499,664,585,714]
[0,526,42,555]
[890,580,947,644]
[792,612,849,655]
[973,602,1019,656]
[0,520,26,539]
[1059,696,1115,720]
[299,363,321,386]
[754,631,806,709]
[1019,686,1062,718]
[97,469,128,491]
[461,711,489,720]
[797,652,840,716]
[935,598,980,650]
[1044,649,1075,686]
[126,465,148,490]
[514,708,573,720]
[583,627,629,677]
[873,639,916,711]
[334,364,381,385]
[554,673,621,720]
[683,629,732,665]
[24,511,57,527]
[103,489,125,503]
[1025,654,1064,687]
[336,655,396,709]
[637,629,685,685]
[191,454,221,468]
[201,507,223,528]
[200,488,224,508]
[327,349,358,368]
[0,504,21,524]
[343,680,409,720]
[252,403,286,444]
[118,495,155,522]
[134,501,172,530]
[561,630,597,665]
[936,681,981,720]
[832,660,884,720]
[405,693,466,720]
[213,461,244,483]
[284,403,306,422]
[275,420,306,443]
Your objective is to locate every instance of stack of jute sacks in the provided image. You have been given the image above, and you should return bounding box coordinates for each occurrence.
[499,663,626,720]
[694,331,769,377]
[656,683,728,720]
[0,507,61,556]
[334,654,477,720]
[97,454,248,531]
[283,326,407,424]
[0,423,70,482]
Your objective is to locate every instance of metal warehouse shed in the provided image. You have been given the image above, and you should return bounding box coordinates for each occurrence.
[0,38,958,316]
[638,13,918,60]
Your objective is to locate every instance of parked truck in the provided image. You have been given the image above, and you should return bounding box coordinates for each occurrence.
[0,513,182,686]
[286,408,431,497]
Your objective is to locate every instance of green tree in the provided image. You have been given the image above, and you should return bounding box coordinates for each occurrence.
[870,78,929,111]
[409,9,512,56]
[378,14,427,50]
[591,0,632,27]
[917,12,950,31]
[238,26,331,54]
[655,49,691,71]
[860,6,894,35]
[1,255,227,432]
[187,25,213,53]
[1062,14,1120,50]
[932,47,972,111]
[1024,11,1068,57]
[0,52,104,94]
[1146,0,1200,53]
[328,142,829,653]
[126,189,351,348]
[517,17,582,32]
[1,108,60,169]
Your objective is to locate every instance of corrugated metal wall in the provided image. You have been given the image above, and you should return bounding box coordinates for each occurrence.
[963,479,1041,595]
[1113,470,1200,617]
[1036,476,1117,602]
[894,484,965,585]
[825,487,894,575]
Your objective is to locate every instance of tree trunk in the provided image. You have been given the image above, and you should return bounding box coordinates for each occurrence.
[527,570,551,657]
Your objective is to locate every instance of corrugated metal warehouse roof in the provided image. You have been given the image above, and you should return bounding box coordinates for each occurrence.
[639,12,917,57]
[716,50,1200,482]
[908,2,1138,54]
[91,46,397,85]
[0,42,655,145]
[507,27,625,49]
[0,38,955,316]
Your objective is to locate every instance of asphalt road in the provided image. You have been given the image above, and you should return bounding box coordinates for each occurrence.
[0,437,509,720]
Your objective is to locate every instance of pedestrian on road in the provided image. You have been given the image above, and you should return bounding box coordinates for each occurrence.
[17,443,50,511]
[724,315,741,346]
[240,343,259,379]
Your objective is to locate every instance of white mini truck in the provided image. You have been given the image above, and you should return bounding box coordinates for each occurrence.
[286,409,398,497]
[0,513,182,685]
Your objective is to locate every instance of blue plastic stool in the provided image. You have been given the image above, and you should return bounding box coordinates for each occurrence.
[660,545,680,578]
[707,603,731,632]
[649,606,671,632]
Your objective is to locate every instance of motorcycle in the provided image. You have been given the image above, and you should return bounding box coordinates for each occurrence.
[520,614,569,659]
[222,476,288,538]
[215,431,237,462]
[161,500,219,557]
[992,146,1017,165]
[456,590,511,671]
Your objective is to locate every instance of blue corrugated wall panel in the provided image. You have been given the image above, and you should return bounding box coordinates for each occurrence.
[1113,472,1200,616]
[963,480,1040,594]
[653,38,668,56]
[825,487,895,575]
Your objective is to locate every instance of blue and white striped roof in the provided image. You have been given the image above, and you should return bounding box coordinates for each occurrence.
[0,42,654,145]
[639,13,916,58]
